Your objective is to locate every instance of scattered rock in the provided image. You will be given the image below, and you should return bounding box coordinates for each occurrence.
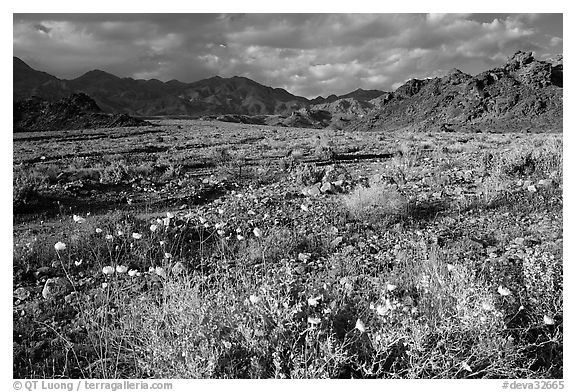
[330,236,343,248]
[320,182,334,193]
[35,266,57,279]
[298,253,311,262]
[304,184,321,197]
[538,179,553,189]
[14,287,31,301]
[42,277,73,300]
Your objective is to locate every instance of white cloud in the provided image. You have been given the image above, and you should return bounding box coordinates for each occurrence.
[13,13,562,98]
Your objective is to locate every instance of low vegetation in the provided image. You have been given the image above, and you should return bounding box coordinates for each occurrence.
[13,121,562,378]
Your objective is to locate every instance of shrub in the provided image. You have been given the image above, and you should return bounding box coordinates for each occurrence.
[342,184,407,224]
[13,166,47,211]
[492,137,562,179]
[293,163,324,186]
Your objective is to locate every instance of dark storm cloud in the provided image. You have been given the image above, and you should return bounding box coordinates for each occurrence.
[33,23,51,34]
[13,13,563,98]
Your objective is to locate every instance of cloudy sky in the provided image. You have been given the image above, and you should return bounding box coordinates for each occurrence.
[13,13,562,98]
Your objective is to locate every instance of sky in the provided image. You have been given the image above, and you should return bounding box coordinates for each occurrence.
[13,13,563,98]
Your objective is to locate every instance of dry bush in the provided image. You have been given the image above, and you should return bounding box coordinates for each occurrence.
[343,183,408,224]
[13,165,48,211]
[293,163,324,186]
[493,137,562,179]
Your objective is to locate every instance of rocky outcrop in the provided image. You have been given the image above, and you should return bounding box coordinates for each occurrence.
[348,51,563,133]
[14,93,150,132]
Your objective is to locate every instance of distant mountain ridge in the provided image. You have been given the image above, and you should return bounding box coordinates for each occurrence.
[14,57,384,117]
[14,52,562,132]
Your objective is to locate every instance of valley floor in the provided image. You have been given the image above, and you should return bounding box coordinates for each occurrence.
[13,120,562,378]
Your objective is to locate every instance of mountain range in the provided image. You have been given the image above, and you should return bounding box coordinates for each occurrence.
[13,57,384,117]
[14,51,563,132]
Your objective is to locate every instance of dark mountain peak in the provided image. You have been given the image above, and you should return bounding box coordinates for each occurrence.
[14,56,31,69]
[75,69,119,82]
[325,94,339,103]
[339,88,385,102]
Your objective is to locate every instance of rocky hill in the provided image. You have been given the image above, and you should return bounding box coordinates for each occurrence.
[13,58,309,117]
[13,52,562,132]
[348,51,563,133]
[14,93,150,132]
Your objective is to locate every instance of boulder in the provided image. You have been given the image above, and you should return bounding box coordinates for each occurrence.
[320,182,334,193]
[42,277,73,300]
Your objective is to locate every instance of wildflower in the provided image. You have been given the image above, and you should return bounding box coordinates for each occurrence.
[355,318,366,333]
[172,262,185,275]
[132,233,143,240]
[447,264,455,272]
[102,266,114,275]
[95,228,103,234]
[215,222,224,229]
[117,230,124,236]
[163,217,171,226]
[150,224,158,232]
[308,296,321,307]
[148,267,155,273]
[461,361,472,372]
[300,204,309,212]
[237,235,245,241]
[298,253,311,262]
[102,283,108,289]
[217,208,224,215]
[74,259,83,267]
[217,229,225,236]
[73,215,85,223]
[249,294,261,305]
[376,304,388,316]
[164,252,172,259]
[166,212,175,219]
[386,283,397,292]
[116,265,128,274]
[199,217,207,224]
[105,234,114,241]
[253,227,262,237]
[307,316,321,326]
[54,242,66,251]
[481,302,494,311]
[544,315,555,325]
[128,269,138,277]
[498,286,512,296]
[159,240,166,246]
[155,266,166,277]
[203,223,210,228]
